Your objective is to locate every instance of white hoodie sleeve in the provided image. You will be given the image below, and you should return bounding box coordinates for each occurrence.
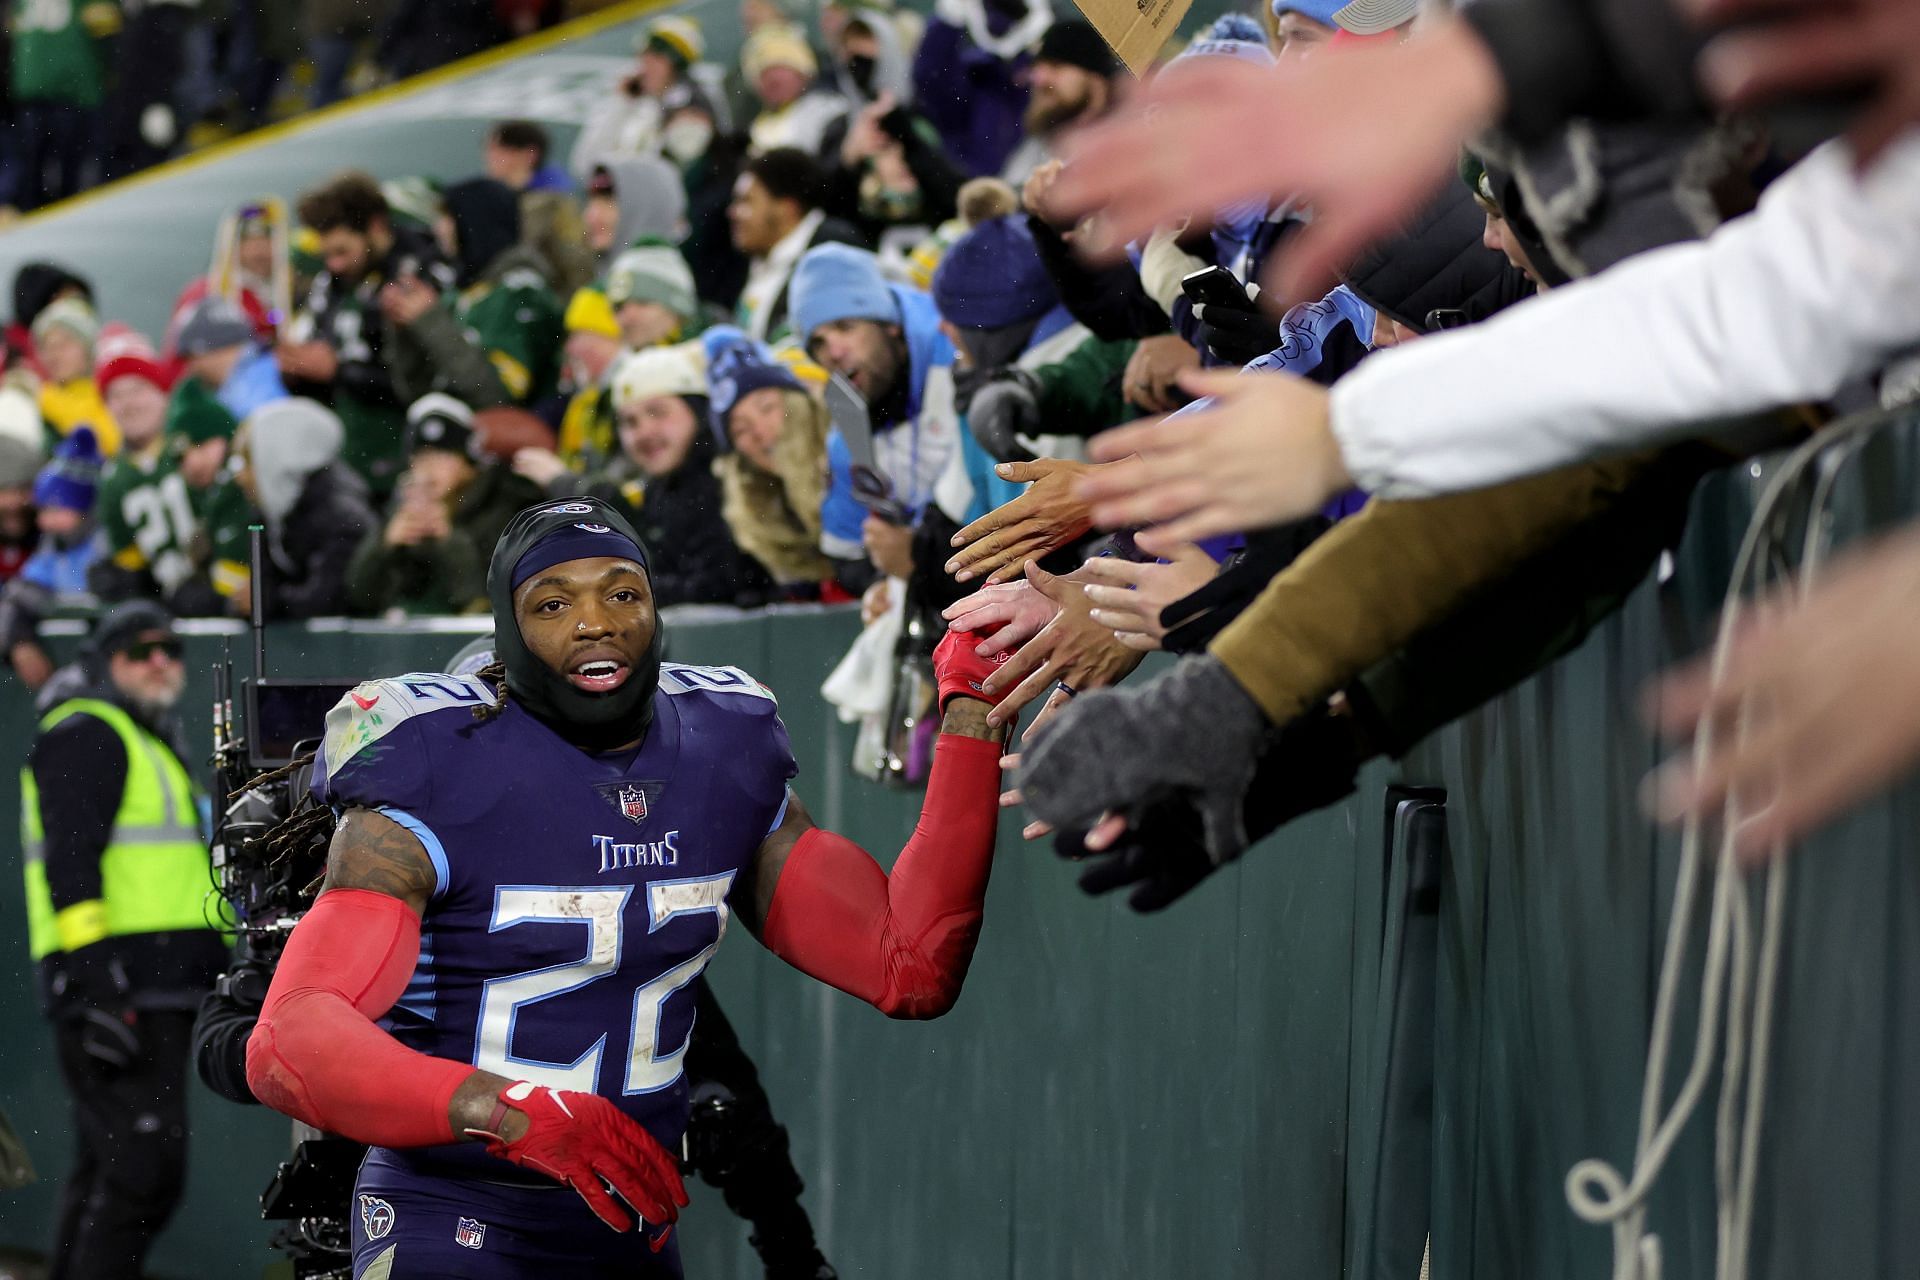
[1330,128,1920,498]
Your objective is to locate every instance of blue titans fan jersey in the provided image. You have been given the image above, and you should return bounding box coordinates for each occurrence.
[311,663,797,1179]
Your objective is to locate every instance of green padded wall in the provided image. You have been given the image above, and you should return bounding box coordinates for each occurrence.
[9,420,1920,1278]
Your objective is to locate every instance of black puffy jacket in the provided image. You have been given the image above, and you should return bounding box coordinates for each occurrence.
[1342,180,1538,330]
[592,432,772,609]
[267,464,379,619]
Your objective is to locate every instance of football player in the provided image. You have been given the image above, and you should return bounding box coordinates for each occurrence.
[245,496,1011,1278]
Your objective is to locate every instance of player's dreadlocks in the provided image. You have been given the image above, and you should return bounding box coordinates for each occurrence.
[241,754,336,868]
[471,660,510,723]
[231,665,512,887]
[252,663,509,872]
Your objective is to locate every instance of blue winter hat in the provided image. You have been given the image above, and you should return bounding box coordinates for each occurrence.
[789,244,898,345]
[931,215,1058,331]
[703,325,802,442]
[33,426,102,513]
[1269,0,1343,24]
[1180,13,1275,63]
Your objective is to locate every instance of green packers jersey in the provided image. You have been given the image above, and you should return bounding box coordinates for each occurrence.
[198,477,256,603]
[11,0,117,106]
[287,271,407,501]
[96,449,199,595]
[459,267,564,406]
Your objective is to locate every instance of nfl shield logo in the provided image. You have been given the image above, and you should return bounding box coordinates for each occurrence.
[455,1217,486,1249]
[618,784,648,822]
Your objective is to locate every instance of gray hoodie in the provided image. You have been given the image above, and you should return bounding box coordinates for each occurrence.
[596,155,690,274]
[833,6,914,109]
[247,398,344,527]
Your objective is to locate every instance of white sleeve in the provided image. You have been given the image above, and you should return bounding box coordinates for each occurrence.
[1330,128,1920,498]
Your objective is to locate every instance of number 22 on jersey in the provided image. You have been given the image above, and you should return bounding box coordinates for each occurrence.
[472,872,734,1095]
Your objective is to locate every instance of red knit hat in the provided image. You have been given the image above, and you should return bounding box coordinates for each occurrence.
[94,324,178,395]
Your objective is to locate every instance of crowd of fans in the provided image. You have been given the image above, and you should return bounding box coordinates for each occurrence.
[0,0,1175,695]
[3,0,1918,873]
[3,0,575,212]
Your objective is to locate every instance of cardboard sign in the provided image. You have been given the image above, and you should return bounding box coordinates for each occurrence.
[1070,0,1192,76]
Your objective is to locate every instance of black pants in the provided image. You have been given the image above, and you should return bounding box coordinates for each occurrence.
[14,101,95,210]
[99,4,192,182]
[683,979,829,1277]
[49,1010,194,1280]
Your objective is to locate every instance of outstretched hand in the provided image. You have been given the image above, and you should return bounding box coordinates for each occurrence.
[945,458,1099,585]
[979,562,1143,731]
[1049,19,1505,302]
[1079,371,1348,555]
[1644,526,1920,858]
[997,750,1129,843]
[1017,655,1267,866]
[1080,544,1220,651]
[943,579,1061,655]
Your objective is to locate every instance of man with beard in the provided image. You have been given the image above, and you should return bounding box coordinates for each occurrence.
[999,19,1118,186]
[285,172,454,501]
[789,242,962,581]
[20,601,229,1279]
[245,496,1012,1277]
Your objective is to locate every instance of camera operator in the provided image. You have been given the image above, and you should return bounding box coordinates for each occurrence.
[20,600,227,1279]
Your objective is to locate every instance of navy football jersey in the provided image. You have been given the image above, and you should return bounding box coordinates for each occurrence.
[311,663,797,1177]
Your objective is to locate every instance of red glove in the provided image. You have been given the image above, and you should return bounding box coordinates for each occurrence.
[467,1080,689,1236]
[935,627,1012,709]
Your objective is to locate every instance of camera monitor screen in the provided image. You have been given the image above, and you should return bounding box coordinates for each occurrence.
[246,680,362,770]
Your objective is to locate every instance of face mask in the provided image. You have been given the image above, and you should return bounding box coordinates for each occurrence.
[845,53,879,98]
[662,118,714,164]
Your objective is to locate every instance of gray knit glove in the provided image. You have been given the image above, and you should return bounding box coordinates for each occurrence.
[965,371,1041,463]
[1019,655,1267,865]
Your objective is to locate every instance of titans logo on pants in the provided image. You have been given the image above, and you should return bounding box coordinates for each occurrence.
[359,1194,396,1240]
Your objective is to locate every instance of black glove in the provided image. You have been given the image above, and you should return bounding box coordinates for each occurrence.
[1193,299,1284,366]
[1159,517,1332,654]
[1019,655,1267,865]
[965,371,1041,463]
[1055,801,1215,912]
[1051,702,1363,911]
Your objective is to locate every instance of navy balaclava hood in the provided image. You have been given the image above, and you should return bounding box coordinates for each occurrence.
[488,496,664,752]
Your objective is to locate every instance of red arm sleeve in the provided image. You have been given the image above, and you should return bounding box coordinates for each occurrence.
[245,888,472,1146]
[761,734,1002,1019]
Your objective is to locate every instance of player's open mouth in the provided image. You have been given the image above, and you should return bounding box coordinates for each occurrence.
[567,659,631,693]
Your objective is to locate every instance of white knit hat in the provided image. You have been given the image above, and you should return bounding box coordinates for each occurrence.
[611,342,708,409]
[742,23,819,81]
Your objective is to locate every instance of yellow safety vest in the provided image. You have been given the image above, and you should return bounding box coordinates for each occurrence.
[20,698,214,960]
